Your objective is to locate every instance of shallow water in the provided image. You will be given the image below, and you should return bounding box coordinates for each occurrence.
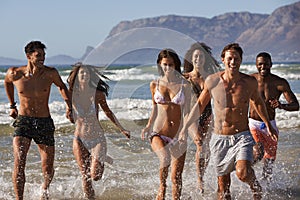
[0,122,299,200]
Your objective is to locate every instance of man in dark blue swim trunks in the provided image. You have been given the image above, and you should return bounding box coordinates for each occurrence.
[4,41,73,200]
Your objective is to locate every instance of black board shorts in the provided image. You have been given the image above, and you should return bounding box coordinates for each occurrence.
[13,115,55,146]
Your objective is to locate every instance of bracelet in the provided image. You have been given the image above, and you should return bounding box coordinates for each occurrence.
[10,102,17,109]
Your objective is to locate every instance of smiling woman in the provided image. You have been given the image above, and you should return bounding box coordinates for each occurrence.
[140,48,193,200]
[0,61,299,199]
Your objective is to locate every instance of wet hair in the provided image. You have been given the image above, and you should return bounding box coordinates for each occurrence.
[156,48,181,76]
[67,62,110,96]
[183,42,220,74]
[24,41,46,54]
[221,43,243,60]
[256,52,272,64]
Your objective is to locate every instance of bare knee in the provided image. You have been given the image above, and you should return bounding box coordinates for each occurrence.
[91,161,104,181]
[253,143,264,164]
[171,171,182,185]
[236,165,253,182]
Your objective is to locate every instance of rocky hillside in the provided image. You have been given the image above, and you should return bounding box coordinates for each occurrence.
[107,1,300,62]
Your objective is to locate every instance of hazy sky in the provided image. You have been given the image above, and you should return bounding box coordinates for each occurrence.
[1,0,298,60]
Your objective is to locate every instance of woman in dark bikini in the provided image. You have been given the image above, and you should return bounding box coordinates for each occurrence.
[141,49,192,200]
[67,63,130,199]
[183,42,220,193]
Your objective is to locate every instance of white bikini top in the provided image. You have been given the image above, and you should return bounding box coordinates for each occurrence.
[154,80,185,105]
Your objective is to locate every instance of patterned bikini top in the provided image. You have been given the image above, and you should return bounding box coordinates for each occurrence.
[154,79,185,105]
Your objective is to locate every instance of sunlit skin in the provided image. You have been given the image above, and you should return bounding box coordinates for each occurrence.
[180,46,279,200]
[186,48,212,192]
[70,66,130,199]
[4,45,73,200]
[141,53,192,200]
[249,54,299,180]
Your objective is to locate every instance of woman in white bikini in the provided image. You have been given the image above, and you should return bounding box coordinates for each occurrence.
[141,49,192,200]
[67,63,130,199]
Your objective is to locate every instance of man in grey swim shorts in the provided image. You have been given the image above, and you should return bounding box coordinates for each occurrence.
[210,130,255,176]
[180,43,278,200]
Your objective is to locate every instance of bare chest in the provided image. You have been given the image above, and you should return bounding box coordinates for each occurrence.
[14,75,53,97]
[213,81,250,108]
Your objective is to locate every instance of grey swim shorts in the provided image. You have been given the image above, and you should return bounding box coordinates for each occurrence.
[209,130,255,176]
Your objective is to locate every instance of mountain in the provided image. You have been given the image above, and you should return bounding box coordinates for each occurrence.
[107,1,300,62]
[45,55,78,65]
[0,55,78,66]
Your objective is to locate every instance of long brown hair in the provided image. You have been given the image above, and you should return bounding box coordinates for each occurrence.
[67,62,110,96]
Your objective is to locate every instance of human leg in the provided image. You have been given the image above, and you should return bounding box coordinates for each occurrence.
[170,150,186,200]
[38,144,55,200]
[151,136,171,200]
[12,136,31,200]
[236,160,262,200]
[262,158,275,181]
[217,174,231,200]
[90,142,106,181]
[73,138,95,199]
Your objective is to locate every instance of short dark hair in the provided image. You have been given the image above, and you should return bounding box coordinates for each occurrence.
[25,41,46,54]
[221,43,243,60]
[156,48,181,76]
[256,52,272,64]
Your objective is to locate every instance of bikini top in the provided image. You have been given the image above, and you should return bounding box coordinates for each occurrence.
[154,79,185,105]
[73,97,97,118]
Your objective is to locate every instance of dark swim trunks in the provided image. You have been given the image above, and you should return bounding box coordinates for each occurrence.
[13,115,55,146]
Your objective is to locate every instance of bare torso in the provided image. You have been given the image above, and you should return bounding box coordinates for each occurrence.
[249,73,286,121]
[209,72,257,135]
[9,66,56,117]
[151,79,189,138]
[72,89,104,140]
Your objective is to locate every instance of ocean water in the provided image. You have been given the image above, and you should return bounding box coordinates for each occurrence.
[0,63,299,199]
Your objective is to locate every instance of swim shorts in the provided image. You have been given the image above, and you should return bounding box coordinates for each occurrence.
[249,118,279,160]
[13,115,55,146]
[209,130,255,176]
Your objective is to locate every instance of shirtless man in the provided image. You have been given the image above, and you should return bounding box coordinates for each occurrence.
[249,52,299,180]
[180,43,278,200]
[4,41,73,200]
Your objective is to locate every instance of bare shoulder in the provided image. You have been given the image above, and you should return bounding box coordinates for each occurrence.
[44,65,59,73]
[150,80,157,90]
[205,71,221,87]
[5,66,26,81]
[241,72,257,82]
[270,73,289,84]
[250,72,259,78]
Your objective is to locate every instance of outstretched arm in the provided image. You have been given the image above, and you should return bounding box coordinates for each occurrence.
[98,91,130,139]
[179,83,211,141]
[251,81,278,141]
[52,68,74,123]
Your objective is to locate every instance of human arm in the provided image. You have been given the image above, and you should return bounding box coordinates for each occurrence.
[179,82,211,141]
[250,79,278,141]
[141,81,157,140]
[269,79,299,111]
[52,68,74,123]
[4,67,18,119]
[98,91,130,139]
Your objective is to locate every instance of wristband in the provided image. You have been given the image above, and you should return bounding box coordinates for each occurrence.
[10,102,17,109]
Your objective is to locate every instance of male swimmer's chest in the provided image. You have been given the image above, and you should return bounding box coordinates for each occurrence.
[15,75,53,97]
